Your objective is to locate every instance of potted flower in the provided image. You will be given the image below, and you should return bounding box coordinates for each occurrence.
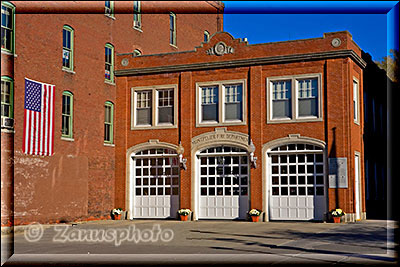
[248,209,262,222]
[111,208,123,220]
[330,208,345,223]
[177,209,191,221]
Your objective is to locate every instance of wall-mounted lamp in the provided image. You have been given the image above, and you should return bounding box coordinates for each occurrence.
[176,142,187,170]
[249,140,257,169]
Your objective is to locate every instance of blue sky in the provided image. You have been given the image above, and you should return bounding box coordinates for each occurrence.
[222,1,398,61]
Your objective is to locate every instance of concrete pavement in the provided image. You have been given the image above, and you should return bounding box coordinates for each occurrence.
[1,219,397,265]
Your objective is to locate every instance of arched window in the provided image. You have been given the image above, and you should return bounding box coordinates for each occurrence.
[61,91,73,139]
[133,49,142,56]
[105,43,114,83]
[204,31,210,43]
[62,25,74,71]
[104,101,114,144]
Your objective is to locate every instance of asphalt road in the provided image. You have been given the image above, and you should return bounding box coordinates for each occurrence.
[1,219,397,266]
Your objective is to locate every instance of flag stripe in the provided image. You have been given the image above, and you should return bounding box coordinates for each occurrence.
[23,78,55,156]
[39,85,44,155]
[49,85,54,155]
[44,86,49,156]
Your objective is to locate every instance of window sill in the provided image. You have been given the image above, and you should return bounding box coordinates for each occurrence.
[62,68,76,75]
[105,80,116,86]
[1,50,17,57]
[104,142,115,147]
[105,14,116,20]
[131,124,177,130]
[267,117,323,124]
[61,136,74,142]
[196,121,246,128]
[1,127,15,133]
[133,26,143,33]
[170,44,178,49]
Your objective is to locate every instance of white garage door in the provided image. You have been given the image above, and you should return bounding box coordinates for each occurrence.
[131,148,179,218]
[269,144,326,221]
[198,146,249,219]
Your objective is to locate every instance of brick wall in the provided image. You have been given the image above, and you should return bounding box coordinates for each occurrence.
[1,0,222,225]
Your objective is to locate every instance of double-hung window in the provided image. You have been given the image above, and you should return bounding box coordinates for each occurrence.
[133,1,141,29]
[105,1,114,18]
[197,79,246,126]
[105,43,114,83]
[104,101,114,144]
[169,12,176,46]
[267,74,322,123]
[1,2,15,53]
[353,78,359,124]
[298,78,318,117]
[158,89,174,124]
[224,84,243,121]
[132,85,177,129]
[201,86,218,122]
[136,90,152,126]
[61,91,73,139]
[272,80,291,119]
[1,76,13,128]
[62,26,74,71]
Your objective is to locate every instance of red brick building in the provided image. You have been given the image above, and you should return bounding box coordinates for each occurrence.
[1,1,224,226]
[115,31,367,222]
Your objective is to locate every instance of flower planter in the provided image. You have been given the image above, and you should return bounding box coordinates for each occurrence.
[333,216,341,223]
[251,215,260,222]
[180,215,188,221]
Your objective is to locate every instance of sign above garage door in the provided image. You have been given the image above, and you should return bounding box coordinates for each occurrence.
[191,128,253,153]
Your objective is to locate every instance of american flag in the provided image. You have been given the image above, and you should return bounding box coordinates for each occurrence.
[23,78,55,156]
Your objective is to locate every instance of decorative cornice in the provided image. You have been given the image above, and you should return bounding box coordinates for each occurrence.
[115,49,366,77]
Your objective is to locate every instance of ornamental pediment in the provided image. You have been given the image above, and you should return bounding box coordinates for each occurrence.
[206,41,234,56]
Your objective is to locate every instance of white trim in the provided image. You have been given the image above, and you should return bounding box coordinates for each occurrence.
[262,135,326,221]
[196,79,247,127]
[131,84,178,130]
[125,140,180,219]
[354,151,362,220]
[353,77,360,125]
[62,68,76,75]
[266,73,323,124]
[60,137,74,142]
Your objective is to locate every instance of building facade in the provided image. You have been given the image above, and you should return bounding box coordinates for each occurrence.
[115,31,367,222]
[1,1,224,226]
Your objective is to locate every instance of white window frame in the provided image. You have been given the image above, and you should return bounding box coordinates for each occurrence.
[131,84,178,130]
[196,79,247,127]
[267,73,322,123]
[133,1,141,30]
[353,77,360,125]
[169,12,177,47]
[105,1,114,18]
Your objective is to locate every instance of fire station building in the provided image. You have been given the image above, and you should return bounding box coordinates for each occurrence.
[114,31,367,222]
